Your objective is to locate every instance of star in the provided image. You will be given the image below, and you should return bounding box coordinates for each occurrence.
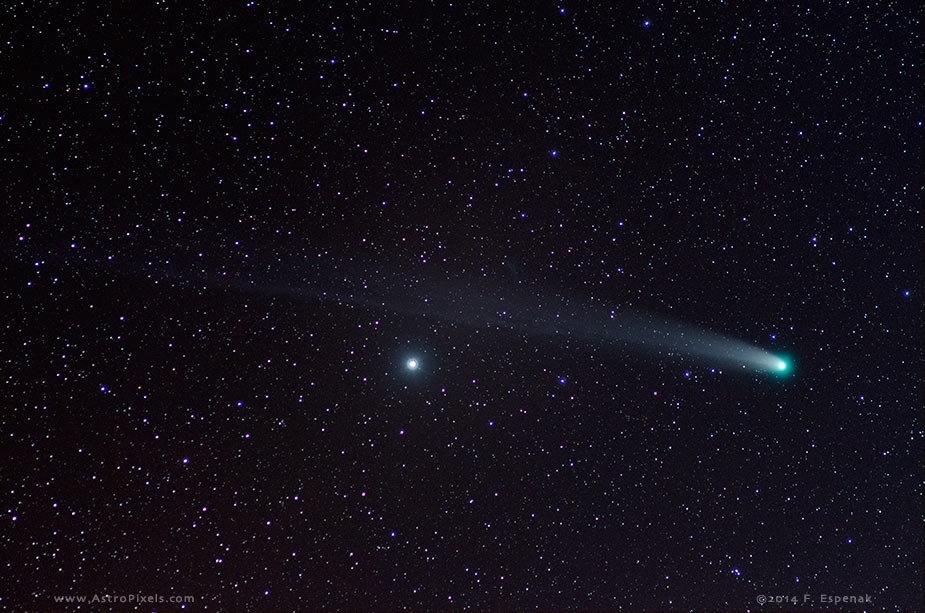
[407,359,418,370]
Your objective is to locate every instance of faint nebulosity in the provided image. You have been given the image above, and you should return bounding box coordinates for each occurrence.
[1,2,921,610]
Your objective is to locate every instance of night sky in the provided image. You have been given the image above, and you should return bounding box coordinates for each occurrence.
[2,1,922,611]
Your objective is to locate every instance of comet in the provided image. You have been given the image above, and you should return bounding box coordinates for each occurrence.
[140,262,792,375]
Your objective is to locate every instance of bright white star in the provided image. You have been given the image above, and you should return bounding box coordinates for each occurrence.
[407,359,418,370]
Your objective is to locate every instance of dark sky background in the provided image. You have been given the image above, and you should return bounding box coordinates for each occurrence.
[2,1,922,610]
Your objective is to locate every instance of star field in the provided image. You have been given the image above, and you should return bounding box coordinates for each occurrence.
[1,1,922,610]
